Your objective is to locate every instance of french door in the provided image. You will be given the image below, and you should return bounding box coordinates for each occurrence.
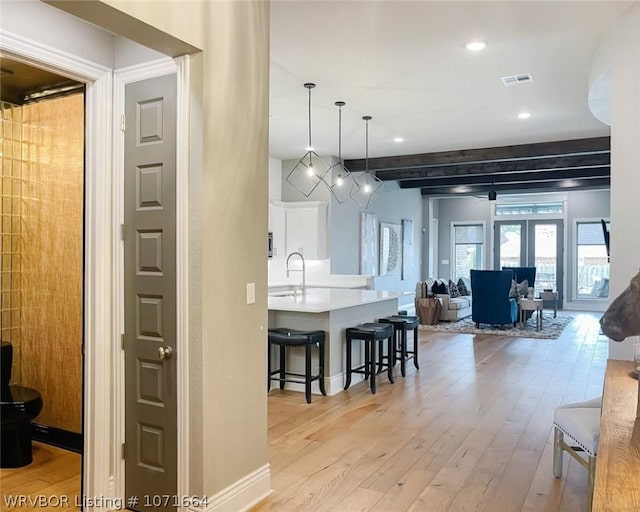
[494,219,564,307]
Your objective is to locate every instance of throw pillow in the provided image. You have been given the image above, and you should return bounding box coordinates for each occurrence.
[439,279,450,295]
[509,279,518,299]
[517,279,529,297]
[432,280,449,295]
[449,280,461,298]
[457,277,469,296]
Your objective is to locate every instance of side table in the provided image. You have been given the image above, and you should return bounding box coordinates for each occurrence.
[539,291,558,318]
[519,298,543,331]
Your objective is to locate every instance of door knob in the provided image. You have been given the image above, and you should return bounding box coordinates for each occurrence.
[158,345,174,360]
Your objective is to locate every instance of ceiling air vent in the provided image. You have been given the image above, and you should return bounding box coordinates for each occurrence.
[501,73,534,86]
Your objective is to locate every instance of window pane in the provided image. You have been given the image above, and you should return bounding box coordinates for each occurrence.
[496,202,564,216]
[534,224,557,294]
[453,223,483,280]
[577,222,606,245]
[454,225,483,244]
[499,224,521,268]
[576,221,610,299]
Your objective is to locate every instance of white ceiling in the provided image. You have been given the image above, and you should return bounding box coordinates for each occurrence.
[269,0,632,161]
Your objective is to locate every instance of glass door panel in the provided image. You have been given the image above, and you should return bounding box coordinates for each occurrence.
[494,219,564,307]
[494,221,526,269]
[531,223,557,293]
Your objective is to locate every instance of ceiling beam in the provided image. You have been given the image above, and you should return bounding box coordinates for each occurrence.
[398,166,610,189]
[417,177,611,196]
[345,136,610,173]
[344,136,611,196]
[374,153,610,181]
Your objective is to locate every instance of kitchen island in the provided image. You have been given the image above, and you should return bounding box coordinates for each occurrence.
[268,288,403,396]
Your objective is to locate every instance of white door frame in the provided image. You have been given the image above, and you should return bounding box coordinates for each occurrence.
[113,56,191,504]
[0,30,191,509]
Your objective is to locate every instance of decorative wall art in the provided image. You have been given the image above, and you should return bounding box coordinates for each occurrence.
[379,222,402,276]
[360,212,378,275]
[402,218,414,280]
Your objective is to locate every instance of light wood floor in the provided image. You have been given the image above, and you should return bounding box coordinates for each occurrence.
[252,312,608,512]
[0,442,81,510]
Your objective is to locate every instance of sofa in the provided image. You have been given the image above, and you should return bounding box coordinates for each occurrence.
[415,278,472,322]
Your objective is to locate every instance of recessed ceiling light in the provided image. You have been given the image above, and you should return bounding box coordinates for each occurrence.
[517,112,532,120]
[393,137,404,143]
[464,40,487,52]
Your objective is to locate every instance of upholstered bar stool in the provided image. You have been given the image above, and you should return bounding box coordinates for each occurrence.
[379,315,420,377]
[344,323,394,394]
[267,328,326,404]
[553,397,601,511]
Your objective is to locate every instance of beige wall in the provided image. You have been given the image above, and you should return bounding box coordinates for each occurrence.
[0,96,84,433]
[98,0,271,496]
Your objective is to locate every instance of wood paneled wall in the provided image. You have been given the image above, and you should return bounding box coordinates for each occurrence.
[4,95,84,433]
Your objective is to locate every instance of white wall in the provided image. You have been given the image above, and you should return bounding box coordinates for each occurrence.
[268,157,282,201]
[590,3,640,359]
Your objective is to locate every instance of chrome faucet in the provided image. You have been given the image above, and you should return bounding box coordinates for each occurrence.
[286,252,306,294]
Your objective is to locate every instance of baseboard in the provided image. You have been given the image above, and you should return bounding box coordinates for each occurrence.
[189,464,272,512]
[563,301,607,313]
[31,423,83,454]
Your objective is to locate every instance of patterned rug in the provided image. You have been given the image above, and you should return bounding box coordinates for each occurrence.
[418,314,573,339]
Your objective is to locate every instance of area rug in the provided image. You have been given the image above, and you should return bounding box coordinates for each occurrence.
[418,314,573,339]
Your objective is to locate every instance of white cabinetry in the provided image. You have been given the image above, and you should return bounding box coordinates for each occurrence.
[269,201,328,260]
[268,202,286,259]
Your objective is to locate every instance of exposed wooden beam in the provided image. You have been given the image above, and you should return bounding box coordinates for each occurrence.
[345,136,610,173]
[375,154,610,181]
[398,166,610,189]
[417,177,611,196]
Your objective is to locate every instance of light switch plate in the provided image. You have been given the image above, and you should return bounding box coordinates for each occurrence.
[246,283,255,304]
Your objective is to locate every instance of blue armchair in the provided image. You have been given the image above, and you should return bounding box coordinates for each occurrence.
[471,270,518,328]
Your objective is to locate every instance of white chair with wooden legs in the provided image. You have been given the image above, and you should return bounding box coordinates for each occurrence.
[553,397,602,511]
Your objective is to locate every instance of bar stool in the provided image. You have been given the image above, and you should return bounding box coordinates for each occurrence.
[553,397,601,511]
[267,328,326,404]
[344,323,394,394]
[379,315,420,377]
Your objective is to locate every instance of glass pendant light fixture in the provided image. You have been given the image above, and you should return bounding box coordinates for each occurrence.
[351,115,383,209]
[285,82,331,197]
[324,101,358,204]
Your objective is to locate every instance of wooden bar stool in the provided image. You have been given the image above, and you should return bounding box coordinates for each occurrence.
[378,315,420,377]
[267,328,326,404]
[344,323,394,394]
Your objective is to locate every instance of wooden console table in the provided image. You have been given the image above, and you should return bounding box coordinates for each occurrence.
[593,359,640,511]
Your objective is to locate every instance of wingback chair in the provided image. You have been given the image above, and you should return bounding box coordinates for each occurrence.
[471,270,518,328]
[502,266,536,287]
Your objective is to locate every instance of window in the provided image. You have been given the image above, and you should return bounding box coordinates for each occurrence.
[453,223,483,280]
[576,221,609,299]
[495,202,564,216]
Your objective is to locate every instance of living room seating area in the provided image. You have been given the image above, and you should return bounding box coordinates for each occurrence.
[415,278,472,322]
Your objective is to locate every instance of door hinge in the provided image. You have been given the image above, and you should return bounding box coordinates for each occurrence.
[121,443,126,460]
[120,224,126,241]
[121,114,126,132]
[121,333,125,350]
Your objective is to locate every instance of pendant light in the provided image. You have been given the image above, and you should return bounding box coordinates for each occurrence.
[285,82,331,197]
[351,115,383,209]
[324,101,358,204]
[488,182,497,201]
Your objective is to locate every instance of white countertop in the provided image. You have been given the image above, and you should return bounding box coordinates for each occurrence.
[268,287,403,313]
